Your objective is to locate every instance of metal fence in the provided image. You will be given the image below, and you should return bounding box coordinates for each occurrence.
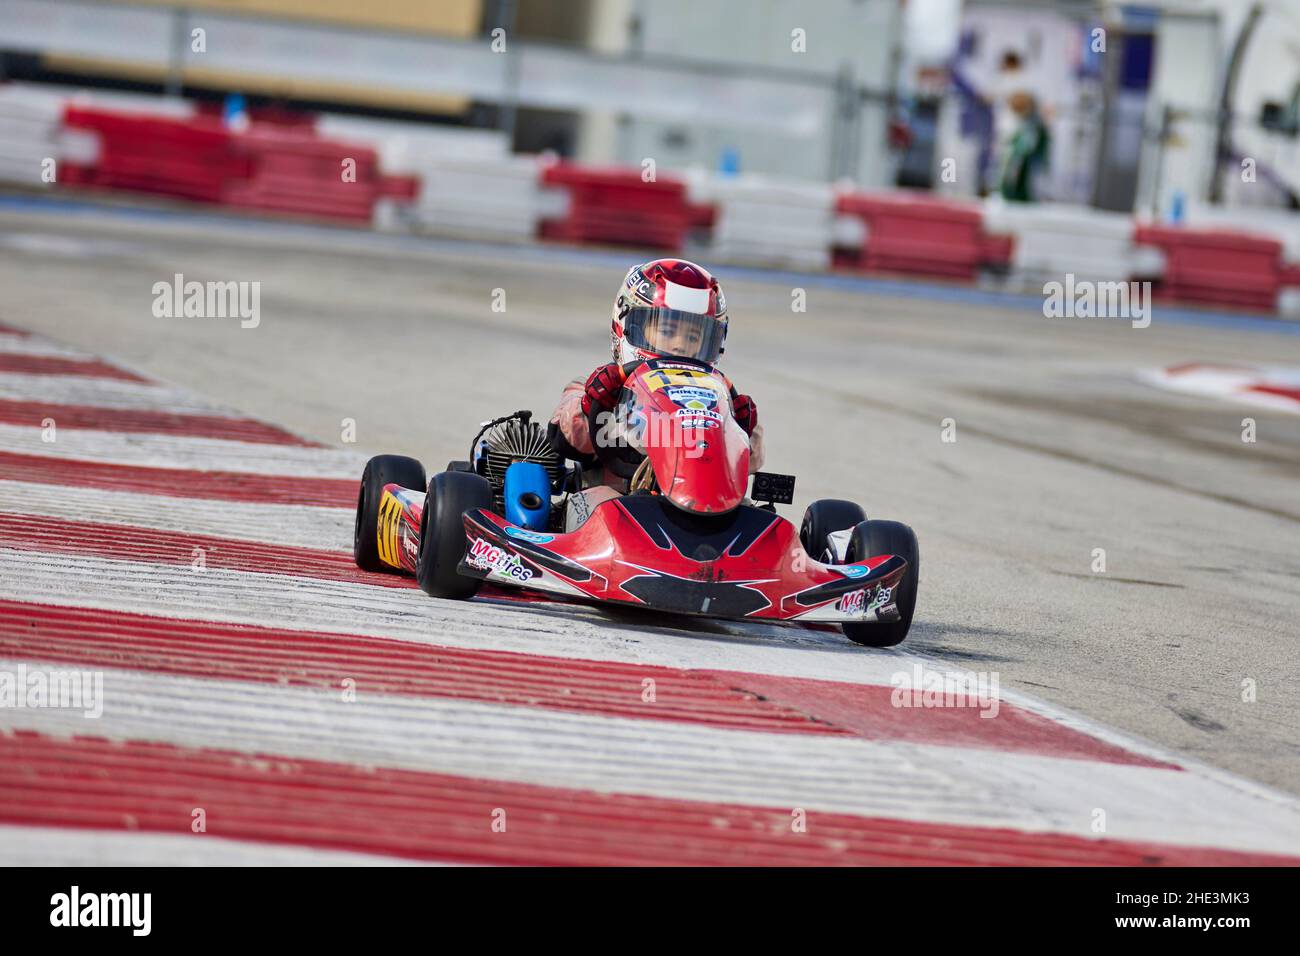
[0,0,898,185]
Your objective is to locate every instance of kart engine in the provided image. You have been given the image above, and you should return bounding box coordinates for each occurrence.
[473,412,563,510]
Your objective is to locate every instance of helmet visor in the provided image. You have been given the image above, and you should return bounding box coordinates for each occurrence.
[623,307,725,364]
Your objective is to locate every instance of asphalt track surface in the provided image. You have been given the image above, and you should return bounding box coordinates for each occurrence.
[1,195,1299,863]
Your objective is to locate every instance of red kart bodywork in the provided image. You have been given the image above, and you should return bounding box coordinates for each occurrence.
[373,360,910,625]
[617,363,752,515]
[456,498,907,624]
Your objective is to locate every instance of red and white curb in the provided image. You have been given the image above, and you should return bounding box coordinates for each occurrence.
[1141,362,1300,414]
[3,323,1300,865]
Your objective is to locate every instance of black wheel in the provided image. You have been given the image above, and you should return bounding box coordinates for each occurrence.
[799,499,867,563]
[416,471,493,599]
[354,455,427,572]
[841,519,920,648]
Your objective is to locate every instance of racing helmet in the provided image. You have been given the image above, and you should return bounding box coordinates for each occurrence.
[610,258,728,367]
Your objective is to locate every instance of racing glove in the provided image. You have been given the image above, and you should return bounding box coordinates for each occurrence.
[580,363,626,417]
[731,392,758,436]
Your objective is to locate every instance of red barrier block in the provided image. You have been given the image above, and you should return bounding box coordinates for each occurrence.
[687,201,717,232]
[221,128,381,222]
[378,174,420,201]
[60,106,244,203]
[1279,262,1300,290]
[1134,224,1282,312]
[57,105,389,223]
[539,162,694,251]
[979,232,1016,272]
[835,191,991,280]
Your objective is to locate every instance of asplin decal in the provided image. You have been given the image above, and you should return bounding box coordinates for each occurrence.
[467,537,534,582]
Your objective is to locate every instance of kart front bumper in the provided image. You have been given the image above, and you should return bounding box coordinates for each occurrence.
[457,497,907,625]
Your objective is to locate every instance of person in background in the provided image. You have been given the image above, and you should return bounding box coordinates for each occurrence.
[999,91,1051,201]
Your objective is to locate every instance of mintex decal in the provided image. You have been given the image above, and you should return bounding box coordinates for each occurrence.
[667,387,721,411]
[467,537,534,582]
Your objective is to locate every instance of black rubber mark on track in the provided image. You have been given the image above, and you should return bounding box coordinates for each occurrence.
[1048,570,1185,589]
[761,367,1300,527]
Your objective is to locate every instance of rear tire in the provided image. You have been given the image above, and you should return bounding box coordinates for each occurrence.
[841,519,920,648]
[354,455,426,572]
[416,471,493,599]
[800,499,867,563]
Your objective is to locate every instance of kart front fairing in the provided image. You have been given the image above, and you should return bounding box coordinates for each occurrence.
[457,495,907,624]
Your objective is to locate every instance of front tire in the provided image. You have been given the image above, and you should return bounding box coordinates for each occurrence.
[800,499,867,563]
[354,455,427,572]
[416,471,493,599]
[841,519,920,648]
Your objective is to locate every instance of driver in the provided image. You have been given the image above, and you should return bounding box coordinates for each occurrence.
[548,258,763,489]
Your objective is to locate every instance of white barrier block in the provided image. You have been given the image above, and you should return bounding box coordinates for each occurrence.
[983,199,1145,283]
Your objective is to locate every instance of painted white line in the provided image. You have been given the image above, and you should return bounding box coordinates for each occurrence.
[0,423,365,478]
[0,481,352,550]
[4,662,1299,855]
[0,334,94,360]
[0,824,429,866]
[0,373,237,416]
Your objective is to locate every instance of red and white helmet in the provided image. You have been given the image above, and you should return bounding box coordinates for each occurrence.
[610,258,728,366]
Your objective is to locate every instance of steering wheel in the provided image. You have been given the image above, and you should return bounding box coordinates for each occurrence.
[585,357,721,479]
[585,366,644,480]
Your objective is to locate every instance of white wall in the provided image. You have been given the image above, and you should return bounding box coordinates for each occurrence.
[1136,0,1300,209]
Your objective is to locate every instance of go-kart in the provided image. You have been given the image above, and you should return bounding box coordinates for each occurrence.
[353,357,919,646]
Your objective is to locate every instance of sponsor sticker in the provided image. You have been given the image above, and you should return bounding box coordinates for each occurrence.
[675,416,719,430]
[569,490,593,526]
[390,486,423,507]
[671,397,721,415]
[467,537,534,582]
[628,268,653,302]
[645,368,724,393]
[376,490,404,569]
[504,527,555,545]
[665,386,723,415]
[869,585,893,611]
[837,589,866,614]
[837,564,870,579]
